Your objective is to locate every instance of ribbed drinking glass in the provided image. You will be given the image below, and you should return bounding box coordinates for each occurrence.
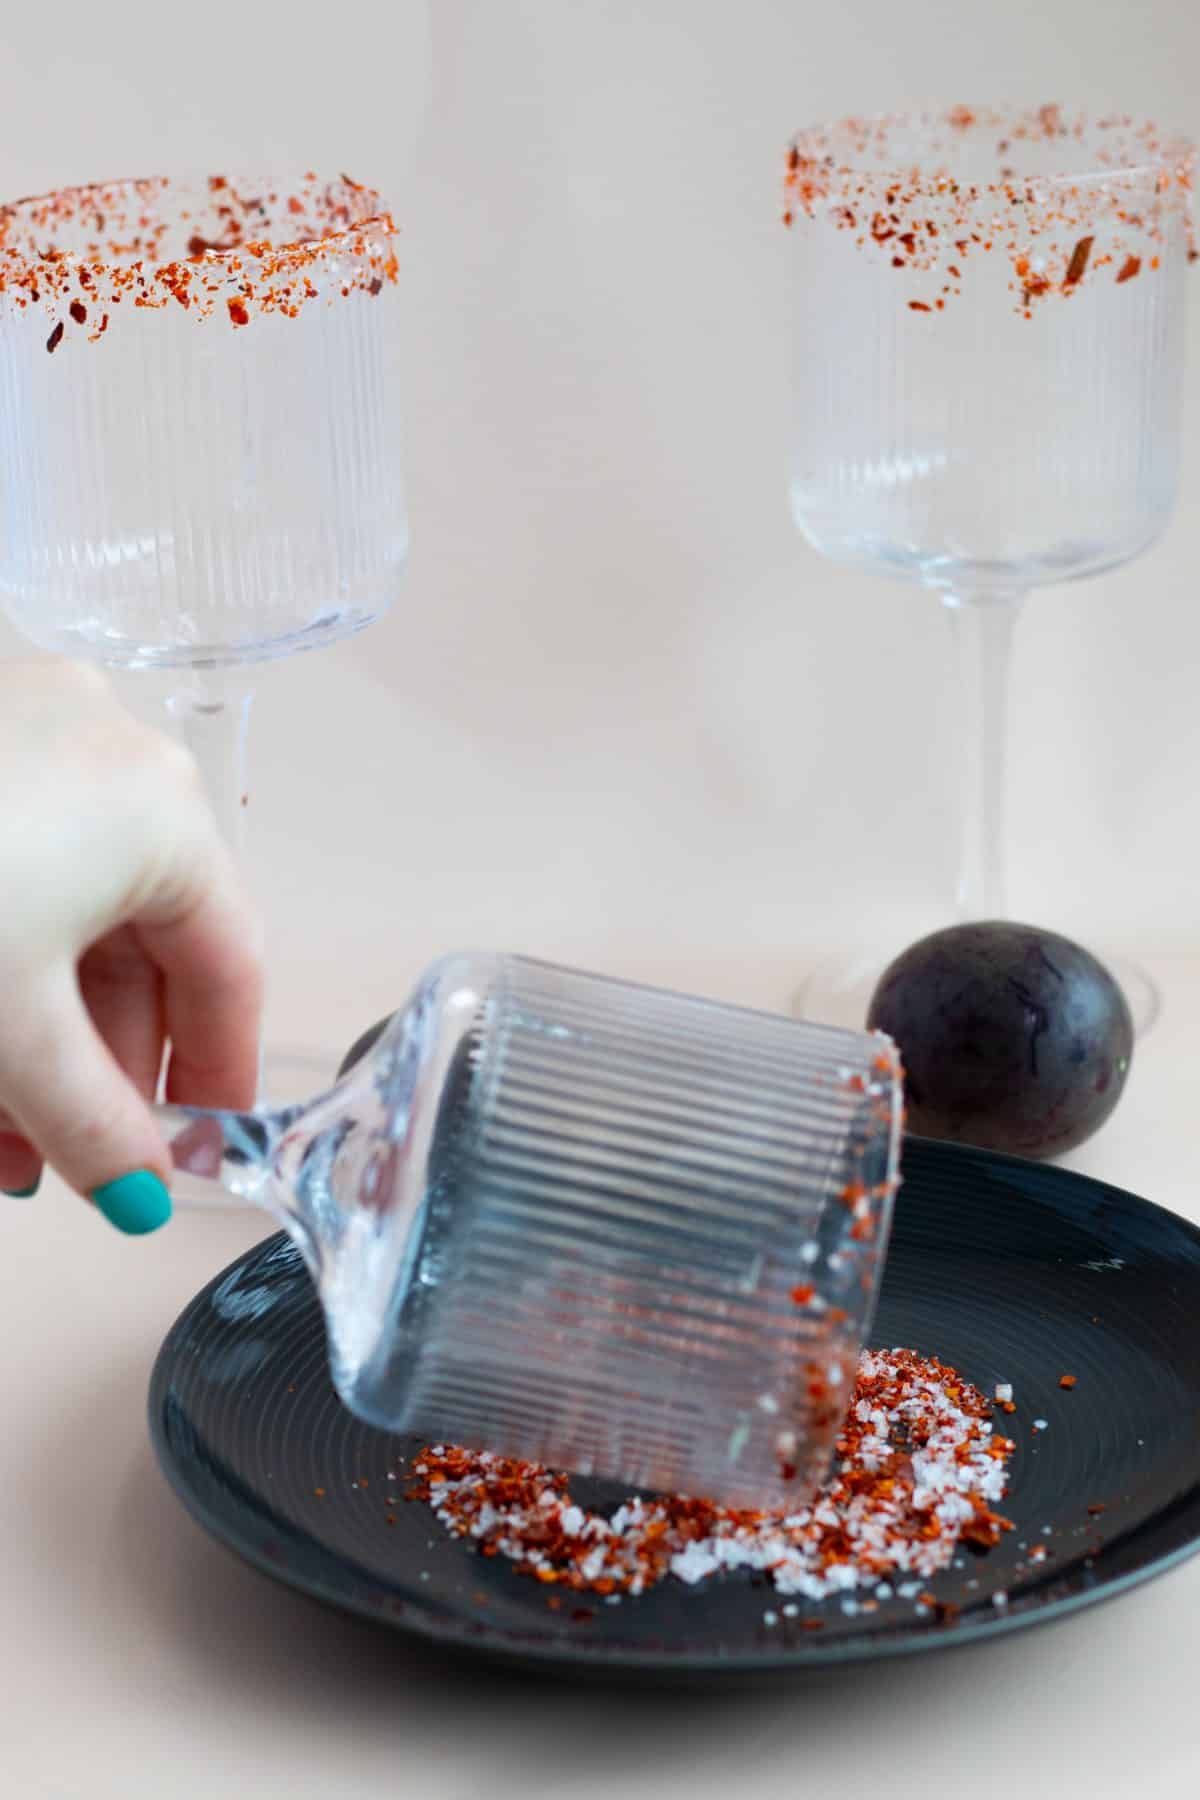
[784,107,1194,1032]
[0,171,407,1092]
[160,952,904,1509]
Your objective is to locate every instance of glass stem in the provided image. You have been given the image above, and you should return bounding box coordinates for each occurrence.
[157,1101,297,1206]
[157,1099,315,1277]
[156,1091,349,1283]
[163,670,260,1096]
[941,589,1025,921]
[164,671,256,864]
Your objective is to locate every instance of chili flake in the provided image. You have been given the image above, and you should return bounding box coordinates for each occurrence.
[409,1349,1015,1605]
[1063,235,1094,287]
[0,170,399,341]
[782,107,1193,319]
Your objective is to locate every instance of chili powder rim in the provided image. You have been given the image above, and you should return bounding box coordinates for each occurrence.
[786,105,1196,199]
[0,169,399,342]
[784,106,1195,316]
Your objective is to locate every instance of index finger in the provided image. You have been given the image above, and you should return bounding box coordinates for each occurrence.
[136,863,264,1111]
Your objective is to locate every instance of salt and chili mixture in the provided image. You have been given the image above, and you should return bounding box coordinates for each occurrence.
[405,1348,1018,1621]
[0,170,397,349]
[784,105,1195,318]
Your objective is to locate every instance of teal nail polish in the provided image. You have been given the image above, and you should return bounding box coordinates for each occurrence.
[4,1178,40,1198]
[90,1170,172,1236]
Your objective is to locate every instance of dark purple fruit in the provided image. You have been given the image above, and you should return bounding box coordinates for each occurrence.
[866,922,1133,1159]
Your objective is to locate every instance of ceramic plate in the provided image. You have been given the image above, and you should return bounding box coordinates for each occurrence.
[149,1136,1200,1676]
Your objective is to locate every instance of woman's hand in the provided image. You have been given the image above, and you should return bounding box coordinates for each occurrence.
[0,661,263,1231]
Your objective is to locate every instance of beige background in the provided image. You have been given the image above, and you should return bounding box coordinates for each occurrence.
[1,2,1199,1794]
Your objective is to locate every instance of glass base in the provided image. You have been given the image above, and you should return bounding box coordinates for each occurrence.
[794,947,1160,1041]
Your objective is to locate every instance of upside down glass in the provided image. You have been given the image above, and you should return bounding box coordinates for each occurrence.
[784,107,1194,1033]
[159,953,903,1509]
[0,172,408,1095]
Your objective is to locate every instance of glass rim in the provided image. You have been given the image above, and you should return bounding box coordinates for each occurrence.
[787,106,1196,193]
[0,170,398,340]
[0,170,395,274]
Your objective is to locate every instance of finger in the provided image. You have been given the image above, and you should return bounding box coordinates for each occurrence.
[0,964,172,1230]
[0,1101,41,1191]
[137,857,264,1111]
[79,926,167,1102]
[0,1131,42,1197]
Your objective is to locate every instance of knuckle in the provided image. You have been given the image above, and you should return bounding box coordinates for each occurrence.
[30,658,110,703]
[151,734,209,809]
[61,660,111,700]
[159,730,199,780]
[120,733,210,869]
[51,1103,131,1176]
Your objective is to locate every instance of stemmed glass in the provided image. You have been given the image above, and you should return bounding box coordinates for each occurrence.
[784,107,1194,1033]
[0,171,407,1095]
[159,950,903,1507]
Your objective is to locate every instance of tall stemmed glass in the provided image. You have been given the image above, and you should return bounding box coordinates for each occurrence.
[0,172,407,1094]
[784,108,1193,1033]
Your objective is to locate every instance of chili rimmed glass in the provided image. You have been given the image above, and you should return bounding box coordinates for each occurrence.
[784,107,1194,1034]
[0,171,408,1097]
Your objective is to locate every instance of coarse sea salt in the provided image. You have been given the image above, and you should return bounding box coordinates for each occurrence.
[407,1348,1016,1606]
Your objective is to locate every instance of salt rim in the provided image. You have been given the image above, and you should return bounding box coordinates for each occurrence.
[784,105,1196,317]
[408,1347,1016,1608]
[0,170,398,345]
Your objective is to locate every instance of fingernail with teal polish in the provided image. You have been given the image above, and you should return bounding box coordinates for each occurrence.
[4,1178,40,1199]
[91,1171,172,1236]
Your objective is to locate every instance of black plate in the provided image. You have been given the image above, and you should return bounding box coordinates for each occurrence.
[149,1137,1200,1676]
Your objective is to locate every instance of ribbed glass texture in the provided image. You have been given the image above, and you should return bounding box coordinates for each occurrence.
[787,113,1192,593]
[0,176,407,666]
[161,954,903,1505]
[347,955,902,1508]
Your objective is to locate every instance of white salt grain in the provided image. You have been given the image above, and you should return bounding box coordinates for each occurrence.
[413,1349,1016,1607]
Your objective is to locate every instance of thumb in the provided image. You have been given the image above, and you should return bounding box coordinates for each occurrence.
[0,964,173,1234]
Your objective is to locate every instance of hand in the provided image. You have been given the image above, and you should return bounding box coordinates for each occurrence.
[0,661,263,1230]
